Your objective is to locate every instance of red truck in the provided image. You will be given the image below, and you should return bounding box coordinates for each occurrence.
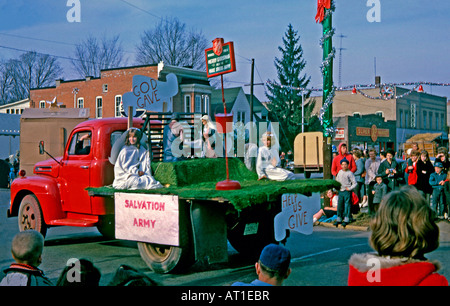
[7,115,260,273]
[8,117,141,238]
[7,115,337,273]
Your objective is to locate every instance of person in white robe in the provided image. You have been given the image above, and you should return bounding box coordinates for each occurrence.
[201,115,217,158]
[112,128,163,190]
[256,132,299,181]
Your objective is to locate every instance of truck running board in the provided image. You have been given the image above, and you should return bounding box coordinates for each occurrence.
[49,218,98,227]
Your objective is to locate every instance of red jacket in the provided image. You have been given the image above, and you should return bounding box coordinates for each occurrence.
[348,253,448,286]
[331,143,357,176]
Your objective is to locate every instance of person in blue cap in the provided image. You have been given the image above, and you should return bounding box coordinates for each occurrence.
[429,161,447,219]
[232,244,291,286]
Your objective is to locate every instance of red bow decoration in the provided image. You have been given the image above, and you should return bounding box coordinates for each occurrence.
[315,0,331,23]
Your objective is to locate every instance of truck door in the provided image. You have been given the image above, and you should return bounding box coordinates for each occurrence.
[59,130,93,214]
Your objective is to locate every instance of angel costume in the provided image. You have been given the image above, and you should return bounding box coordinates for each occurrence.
[112,132,162,190]
[201,115,217,158]
[256,146,297,181]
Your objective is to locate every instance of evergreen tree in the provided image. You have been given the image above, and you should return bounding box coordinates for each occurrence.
[266,24,315,151]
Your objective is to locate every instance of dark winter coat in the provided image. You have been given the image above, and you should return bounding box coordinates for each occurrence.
[372,182,387,204]
[377,158,401,191]
[415,159,434,194]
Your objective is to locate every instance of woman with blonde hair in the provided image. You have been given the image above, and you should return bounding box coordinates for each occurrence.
[348,187,447,286]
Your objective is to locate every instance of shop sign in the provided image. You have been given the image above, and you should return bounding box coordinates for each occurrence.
[335,128,345,139]
[356,124,389,142]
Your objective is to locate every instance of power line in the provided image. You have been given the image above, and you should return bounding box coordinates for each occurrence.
[117,0,162,20]
[0,45,80,62]
[0,32,137,56]
[0,32,76,47]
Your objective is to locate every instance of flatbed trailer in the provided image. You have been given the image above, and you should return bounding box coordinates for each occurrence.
[87,161,339,273]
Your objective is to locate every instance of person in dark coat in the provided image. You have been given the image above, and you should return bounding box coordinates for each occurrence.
[415,150,434,201]
[377,149,401,192]
[372,175,387,212]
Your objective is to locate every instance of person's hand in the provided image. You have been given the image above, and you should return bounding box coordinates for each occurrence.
[79,134,90,141]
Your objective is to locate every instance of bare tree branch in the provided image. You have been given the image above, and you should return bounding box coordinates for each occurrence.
[72,34,126,78]
[136,17,208,70]
[0,51,62,102]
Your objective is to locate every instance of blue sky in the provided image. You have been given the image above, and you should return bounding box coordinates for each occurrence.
[0,0,449,102]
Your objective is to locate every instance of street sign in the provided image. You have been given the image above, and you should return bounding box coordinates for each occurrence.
[205,38,236,78]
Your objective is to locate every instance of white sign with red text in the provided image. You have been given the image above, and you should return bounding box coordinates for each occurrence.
[274,193,320,241]
[115,193,179,246]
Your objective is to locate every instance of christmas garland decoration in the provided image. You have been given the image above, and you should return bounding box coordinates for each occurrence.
[316,0,335,137]
[266,81,450,98]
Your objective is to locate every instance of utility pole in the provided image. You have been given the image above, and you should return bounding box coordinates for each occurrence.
[337,34,346,88]
[250,58,255,123]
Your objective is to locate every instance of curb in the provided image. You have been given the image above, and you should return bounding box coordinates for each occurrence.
[317,221,369,231]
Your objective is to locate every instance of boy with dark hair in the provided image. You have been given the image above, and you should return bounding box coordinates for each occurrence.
[334,158,357,227]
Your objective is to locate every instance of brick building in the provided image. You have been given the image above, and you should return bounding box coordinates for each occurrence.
[29,62,213,118]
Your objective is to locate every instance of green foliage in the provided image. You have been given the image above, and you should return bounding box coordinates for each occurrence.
[266,24,316,151]
[88,158,340,212]
[150,158,258,187]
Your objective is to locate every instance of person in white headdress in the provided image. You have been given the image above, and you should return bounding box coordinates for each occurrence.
[256,132,299,181]
[112,128,162,190]
[201,115,217,158]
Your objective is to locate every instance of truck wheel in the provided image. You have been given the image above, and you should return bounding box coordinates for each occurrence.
[227,210,277,259]
[18,195,47,238]
[96,215,115,240]
[137,243,188,274]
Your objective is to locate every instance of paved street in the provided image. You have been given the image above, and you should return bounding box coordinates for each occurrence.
[0,188,449,286]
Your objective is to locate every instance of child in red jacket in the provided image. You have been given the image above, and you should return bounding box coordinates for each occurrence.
[331,143,356,177]
[348,187,448,286]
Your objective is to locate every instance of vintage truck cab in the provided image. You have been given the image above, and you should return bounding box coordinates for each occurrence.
[8,117,143,237]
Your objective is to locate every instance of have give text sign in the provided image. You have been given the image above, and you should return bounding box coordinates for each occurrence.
[115,193,179,246]
[274,193,320,241]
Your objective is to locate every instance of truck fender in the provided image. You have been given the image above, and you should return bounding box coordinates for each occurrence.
[10,176,65,224]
